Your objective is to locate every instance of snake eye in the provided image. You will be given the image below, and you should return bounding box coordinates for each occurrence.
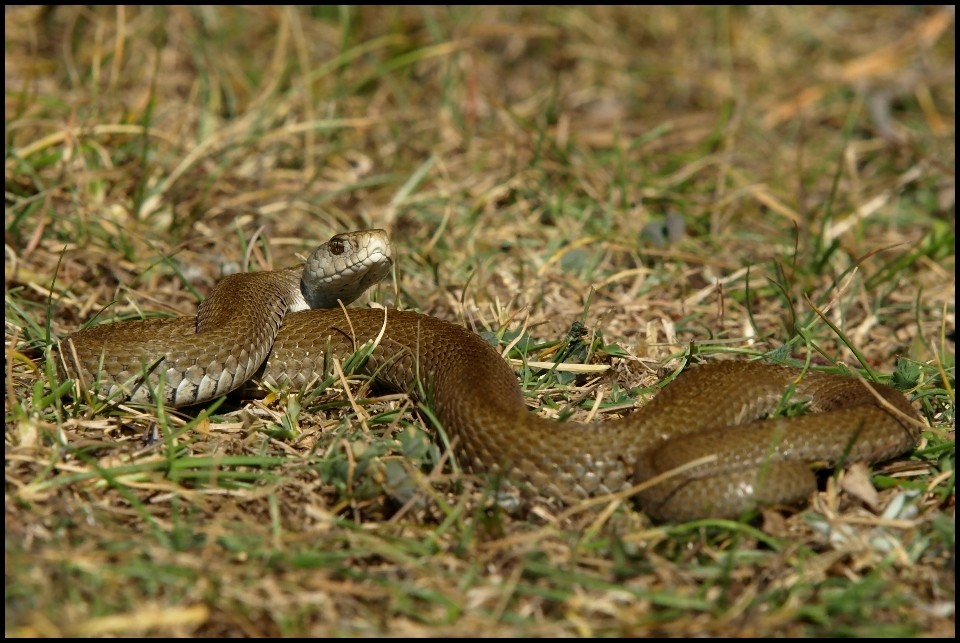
[329,239,345,255]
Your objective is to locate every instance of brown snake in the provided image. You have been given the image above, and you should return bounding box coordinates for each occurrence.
[60,230,922,522]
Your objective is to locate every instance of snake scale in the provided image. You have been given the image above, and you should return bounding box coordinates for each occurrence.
[60,230,922,522]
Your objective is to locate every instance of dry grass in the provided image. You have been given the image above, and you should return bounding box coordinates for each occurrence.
[5,6,955,637]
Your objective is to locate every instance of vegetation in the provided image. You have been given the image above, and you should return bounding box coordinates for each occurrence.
[5,6,954,636]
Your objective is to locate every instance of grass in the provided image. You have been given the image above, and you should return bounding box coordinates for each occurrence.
[5,5,955,637]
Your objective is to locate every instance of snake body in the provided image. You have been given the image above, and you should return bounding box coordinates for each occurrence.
[61,231,921,521]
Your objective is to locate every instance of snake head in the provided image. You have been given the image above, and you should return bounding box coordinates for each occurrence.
[300,229,393,309]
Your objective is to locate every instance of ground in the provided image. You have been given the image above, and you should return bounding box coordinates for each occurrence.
[5,6,955,637]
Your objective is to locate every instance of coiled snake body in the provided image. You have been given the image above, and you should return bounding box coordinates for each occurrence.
[61,230,921,521]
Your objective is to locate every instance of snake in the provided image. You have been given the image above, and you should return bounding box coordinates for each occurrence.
[59,229,922,522]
